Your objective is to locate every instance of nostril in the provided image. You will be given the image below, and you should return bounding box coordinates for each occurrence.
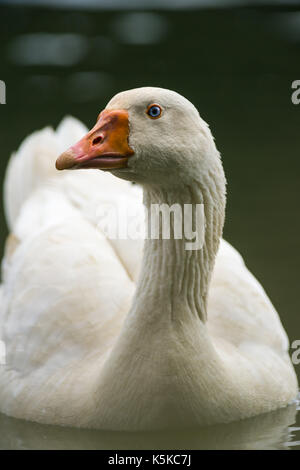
[92,136,102,146]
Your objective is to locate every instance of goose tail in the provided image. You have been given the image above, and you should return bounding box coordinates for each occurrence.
[3,116,88,230]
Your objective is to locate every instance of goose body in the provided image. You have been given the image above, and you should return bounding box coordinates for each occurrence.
[0,87,297,430]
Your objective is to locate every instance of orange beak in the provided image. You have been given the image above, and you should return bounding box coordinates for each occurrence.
[56,109,134,171]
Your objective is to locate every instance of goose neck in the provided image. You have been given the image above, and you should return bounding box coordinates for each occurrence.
[129,179,225,325]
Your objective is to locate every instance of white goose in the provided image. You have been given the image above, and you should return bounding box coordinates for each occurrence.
[0,87,297,430]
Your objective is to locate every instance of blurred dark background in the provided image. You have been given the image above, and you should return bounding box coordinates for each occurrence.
[0,0,299,372]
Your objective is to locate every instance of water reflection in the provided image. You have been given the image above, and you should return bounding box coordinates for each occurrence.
[0,404,299,450]
[66,72,113,102]
[0,0,252,10]
[112,13,169,45]
[268,12,300,43]
[8,33,88,66]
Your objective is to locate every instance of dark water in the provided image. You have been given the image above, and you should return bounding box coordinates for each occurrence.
[0,1,300,449]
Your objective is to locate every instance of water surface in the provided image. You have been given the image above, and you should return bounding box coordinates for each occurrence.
[0,401,300,450]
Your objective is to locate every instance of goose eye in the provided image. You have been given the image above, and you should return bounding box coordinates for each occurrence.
[146,104,162,119]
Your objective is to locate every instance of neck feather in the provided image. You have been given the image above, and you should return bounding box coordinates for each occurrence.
[130,165,226,324]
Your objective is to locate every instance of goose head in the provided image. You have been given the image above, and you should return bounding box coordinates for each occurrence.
[56,87,223,188]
